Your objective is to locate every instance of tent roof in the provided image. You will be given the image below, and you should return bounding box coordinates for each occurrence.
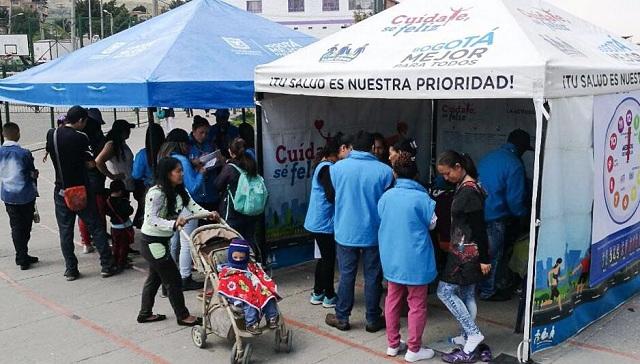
[255,0,640,99]
[0,0,315,108]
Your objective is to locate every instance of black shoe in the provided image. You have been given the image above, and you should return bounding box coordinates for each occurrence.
[182,276,204,291]
[20,263,31,270]
[128,248,140,255]
[64,269,80,281]
[101,265,119,278]
[267,315,279,330]
[27,255,39,264]
[480,291,512,302]
[365,316,386,333]
[246,322,262,335]
[325,313,350,331]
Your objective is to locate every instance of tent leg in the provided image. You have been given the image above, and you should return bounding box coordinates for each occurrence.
[520,99,549,363]
[147,108,155,125]
[50,107,55,129]
[0,102,4,145]
[242,108,246,123]
[255,98,267,264]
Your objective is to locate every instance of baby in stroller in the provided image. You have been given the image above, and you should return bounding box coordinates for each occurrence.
[218,239,281,335]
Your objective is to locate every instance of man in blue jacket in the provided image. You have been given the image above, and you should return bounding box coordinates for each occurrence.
[477,129,532,301]
[325,131,394,332]
[0,123,39,270]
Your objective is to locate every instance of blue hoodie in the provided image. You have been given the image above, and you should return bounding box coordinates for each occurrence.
[304,160,334,234]
[331,151,393,247]
[478,143,528,221]
[171,153,205,202]
[187,134,218,205]
[378,179,437,285]
[0,141,37,205]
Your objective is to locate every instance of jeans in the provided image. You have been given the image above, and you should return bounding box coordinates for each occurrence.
[139,234,189,320]
[479,219,506,298]
[335,243,383,324]
[385,282,428,353]
[313,233,337,299]
[177,219,198,279]
[437,281,481,337]
[54,187,112,272]
[5,200,35,265]
[241,299,279,325]
[78,193,107,246]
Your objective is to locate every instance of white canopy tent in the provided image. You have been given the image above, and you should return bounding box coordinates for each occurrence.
[254,0,640,361]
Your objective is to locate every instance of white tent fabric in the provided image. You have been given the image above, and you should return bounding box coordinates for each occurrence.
[255,0,640,99]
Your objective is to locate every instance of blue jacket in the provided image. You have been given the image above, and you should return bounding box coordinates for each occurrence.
[171,153,205,203]
[132,149,154,187]
[304,160,334,234]
[378,179,437,285]
[478,143,528,221]
[331,151,393,247]
[188,134,218,205]
[0,141,37,205]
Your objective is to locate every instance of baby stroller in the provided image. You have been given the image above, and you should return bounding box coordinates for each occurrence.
[181,214,293,364]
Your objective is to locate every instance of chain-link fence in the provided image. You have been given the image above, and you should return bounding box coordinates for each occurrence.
[0,104,147,151]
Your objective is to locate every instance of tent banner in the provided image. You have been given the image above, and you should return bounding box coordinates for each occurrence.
[260,95,431,247]
[591,92,640,286]
[531,96,640,353]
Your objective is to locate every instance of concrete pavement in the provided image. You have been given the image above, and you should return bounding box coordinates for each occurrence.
[0,111,638,363]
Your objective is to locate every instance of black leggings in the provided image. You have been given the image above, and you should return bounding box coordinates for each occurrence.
[139,234,190,320]
[313,233,337,298]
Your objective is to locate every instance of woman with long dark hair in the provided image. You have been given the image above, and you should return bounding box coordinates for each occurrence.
[215,137,259,240]
[137,157,218,326]
[436,150,492,363]
[305,133,350,308]
[96,119,136,192]
[132,123,166,228]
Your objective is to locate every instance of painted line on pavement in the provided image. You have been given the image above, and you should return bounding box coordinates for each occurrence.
[567,339,640,362]
[284,318,404,363]
[0,270,170,364]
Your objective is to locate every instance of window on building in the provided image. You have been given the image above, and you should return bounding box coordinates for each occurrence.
[349,0,373,10]
[323,0,339,11]
[288,0,304,12]
[246,0,262,13]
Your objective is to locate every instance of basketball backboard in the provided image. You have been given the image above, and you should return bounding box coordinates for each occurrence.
[0,35,30,56]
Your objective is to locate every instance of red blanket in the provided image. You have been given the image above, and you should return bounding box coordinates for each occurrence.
[218,263,280,310]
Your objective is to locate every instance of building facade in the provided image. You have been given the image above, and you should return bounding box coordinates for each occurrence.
[222,0,382,38]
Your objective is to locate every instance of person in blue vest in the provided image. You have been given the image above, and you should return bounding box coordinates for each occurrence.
[304,132,352,309]
[378,151,438,362]
[187,115,219,212]
[477,129,532,301]
[325,131,394,333]
[132,124,166,228]
[209,109,239,158]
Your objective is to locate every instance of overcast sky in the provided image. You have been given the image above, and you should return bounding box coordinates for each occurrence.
[546,0,638,39]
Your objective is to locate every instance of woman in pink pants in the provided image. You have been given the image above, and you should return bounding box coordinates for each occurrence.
[377,152,438,362]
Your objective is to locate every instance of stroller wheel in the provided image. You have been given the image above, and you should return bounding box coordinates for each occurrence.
[231,342,253,364]
[273,328,282,353]
[191,326,207,349]
[274,328,293,353]
[284,330,293,353]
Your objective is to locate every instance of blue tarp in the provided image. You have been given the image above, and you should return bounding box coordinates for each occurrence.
[0,0,315,108]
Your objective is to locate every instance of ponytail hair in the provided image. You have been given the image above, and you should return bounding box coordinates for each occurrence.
[392,151,419,179]
[229,137,257,177]
[436,150,478,179]
[313,132,345,167]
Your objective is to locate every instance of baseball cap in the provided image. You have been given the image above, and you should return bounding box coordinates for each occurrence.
[112,119,135,132]
[507,129,534,151]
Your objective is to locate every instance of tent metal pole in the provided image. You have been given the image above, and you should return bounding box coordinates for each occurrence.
[242,108,246,123]
[255,94,267,264]
[50,107,55,129]
[519,98,549,363]
[147,108,155,125]
[0,102,4,145]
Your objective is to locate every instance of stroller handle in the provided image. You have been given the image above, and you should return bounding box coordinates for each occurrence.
[177,212,227,230]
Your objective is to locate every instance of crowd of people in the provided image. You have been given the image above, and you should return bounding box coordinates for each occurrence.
[304,129,532,363]
[0,104,532,363]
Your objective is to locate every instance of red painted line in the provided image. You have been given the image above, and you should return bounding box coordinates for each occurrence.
[284,318,404,363]
[567,340,640,362]
[0,271,170,364]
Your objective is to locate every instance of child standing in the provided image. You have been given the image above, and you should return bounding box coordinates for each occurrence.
[106,180,135,271]
[0,122,39,270]
[218,239,280,335]
[378,152,438,362]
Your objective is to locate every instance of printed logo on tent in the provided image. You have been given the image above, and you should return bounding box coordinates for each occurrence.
[382,7,471,37]
[222,37,262,56]
[539,35,585,58]
[598,36,640,65]
[319,43,368,63]
[532,325,556,350]
[264,40,303,57]
[517,7,571,31]
[394,28,495,69]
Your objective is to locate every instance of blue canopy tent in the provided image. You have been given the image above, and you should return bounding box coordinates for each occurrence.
[0,0,315,108]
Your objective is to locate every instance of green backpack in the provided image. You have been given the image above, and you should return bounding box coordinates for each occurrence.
[227,163,268,217]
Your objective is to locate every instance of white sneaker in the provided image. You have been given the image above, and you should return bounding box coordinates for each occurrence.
[404,348,435,362]
[386,340,407,356]
[83,245,95,254]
